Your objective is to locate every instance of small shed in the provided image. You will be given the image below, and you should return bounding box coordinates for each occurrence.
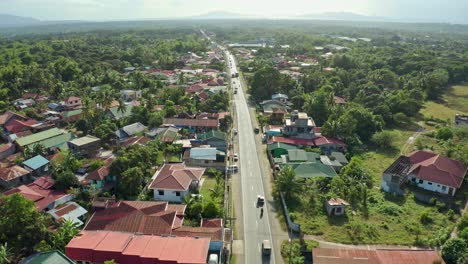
[325,198,349,216]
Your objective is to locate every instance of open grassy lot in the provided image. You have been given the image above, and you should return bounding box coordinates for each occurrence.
[287,126,459,245]
[420,85,468,122]
[200,176,217,202]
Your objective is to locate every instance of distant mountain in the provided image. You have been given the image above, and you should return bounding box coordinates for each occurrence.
[297,12,393,22]
[190,11,258,20]
[0,14,41,27]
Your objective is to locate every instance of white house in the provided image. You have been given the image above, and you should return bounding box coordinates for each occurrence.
[149,163,205,203]
[381,151,467,196]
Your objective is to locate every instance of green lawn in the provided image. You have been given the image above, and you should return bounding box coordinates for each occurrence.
[420,85,468,122]
[200,176,217,202]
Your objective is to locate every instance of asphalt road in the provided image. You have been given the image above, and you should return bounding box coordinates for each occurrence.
[227,52,276,264]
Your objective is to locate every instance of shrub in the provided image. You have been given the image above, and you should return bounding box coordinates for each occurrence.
[458,214,468,231]
[419,209,433,225]
[377,203,402,216]
[371,131,398,149]
[459,227,468,242]
[436,127,453,141]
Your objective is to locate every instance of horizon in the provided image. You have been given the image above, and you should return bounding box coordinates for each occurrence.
[0,0,467,24]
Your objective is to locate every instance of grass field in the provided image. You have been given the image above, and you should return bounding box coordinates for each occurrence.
[420,85,468,122]
[200,176,216,203]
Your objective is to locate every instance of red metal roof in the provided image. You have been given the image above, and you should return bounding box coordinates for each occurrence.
[0,143,14,153]
[375,249,445,264]
[84,201,184,235]
[312,248,445,264]
[313,248,379,264]
[201,218,223,228]
[5,118,38,133]
[85,166,110,181]
[3,176,67,211]
[172,226,223,241]
[0,111,27,126]
[66,231,210,264]
[269,136,346,147]
[407,151,467,188]
[0,165,29,182]
[149,163,205,191]
[163,118,218,128]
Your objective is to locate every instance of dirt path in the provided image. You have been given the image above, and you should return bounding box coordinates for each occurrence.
[400,122,425,154]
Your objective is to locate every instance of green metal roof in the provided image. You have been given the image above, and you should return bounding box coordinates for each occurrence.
[29,132,75,150]
[267,142,298,151]
[196,130,226,141]
[306,152,321,162]
[287,149,308,162]
[156,127,179,142]
[69,135,100,146]
[22,155,49,170]
[62,109,83,118]
[21,250,75,264]
[108,105,133,120]
[16,128,64,147]
[286,162,338,178]
[331,151,349,164]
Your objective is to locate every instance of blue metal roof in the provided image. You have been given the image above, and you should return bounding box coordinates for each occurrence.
[23,155,49,170]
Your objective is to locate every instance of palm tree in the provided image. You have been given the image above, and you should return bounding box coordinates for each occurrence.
[275,165,301,200]
[117,97,127,116]
[97,85,114,111]
[81,97,95,120]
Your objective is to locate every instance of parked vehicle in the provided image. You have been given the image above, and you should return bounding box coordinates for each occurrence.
[254,127,260,133]
[226,164,239,174]
[233,153,238,161]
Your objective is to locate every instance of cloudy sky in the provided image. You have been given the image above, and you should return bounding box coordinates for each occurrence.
[1,0,467,24]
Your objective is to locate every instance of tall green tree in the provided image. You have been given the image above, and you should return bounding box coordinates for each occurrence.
[0,194,50,257]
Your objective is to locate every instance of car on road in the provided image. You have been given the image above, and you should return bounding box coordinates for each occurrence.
[262,240,271,256]
[254,127,260,133]
[234,90,237,94]
[233,128,237,135]
[233,153,238,161]
[257,195,265,208]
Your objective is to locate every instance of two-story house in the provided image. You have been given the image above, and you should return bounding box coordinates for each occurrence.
[282,110,316,139]
[68,135,101,158]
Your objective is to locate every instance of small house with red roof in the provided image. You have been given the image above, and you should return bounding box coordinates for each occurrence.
[0,111,28,134]
[84,200,187,234]
[0,165,30,188]
[381,151,467,196]
[3,176,73,211]
[0,143,15,160]
[149,163,205,202]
